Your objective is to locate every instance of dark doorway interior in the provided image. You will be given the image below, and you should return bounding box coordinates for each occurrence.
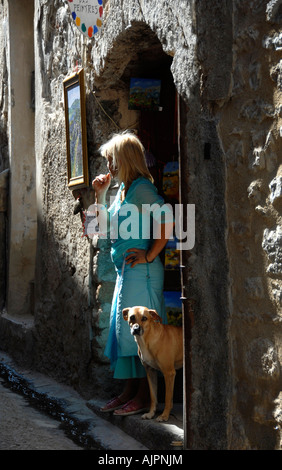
[121,45,183,404]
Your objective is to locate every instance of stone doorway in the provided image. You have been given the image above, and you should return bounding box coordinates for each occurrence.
[93,23,186,442]
[121,45,183,405]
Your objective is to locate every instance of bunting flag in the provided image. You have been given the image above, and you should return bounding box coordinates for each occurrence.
[67,0,103,38]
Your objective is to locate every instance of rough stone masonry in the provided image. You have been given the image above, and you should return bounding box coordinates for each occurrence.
[0,0,282,450]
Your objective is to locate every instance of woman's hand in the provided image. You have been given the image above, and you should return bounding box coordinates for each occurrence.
[92,173,111,201]
[125,222,173,268]
[125,248,149,268]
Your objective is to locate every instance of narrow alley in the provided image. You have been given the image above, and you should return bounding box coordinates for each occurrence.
[0,353,160,452]
[0,378,82,450]
[1,0,282,451]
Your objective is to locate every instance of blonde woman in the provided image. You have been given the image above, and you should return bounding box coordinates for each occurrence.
[92,131,173,416]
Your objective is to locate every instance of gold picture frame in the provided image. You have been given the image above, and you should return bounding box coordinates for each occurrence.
[63,69,89,189]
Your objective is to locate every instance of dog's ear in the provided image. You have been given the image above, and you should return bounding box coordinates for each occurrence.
[122,308,130,321]
[148,309,162,323]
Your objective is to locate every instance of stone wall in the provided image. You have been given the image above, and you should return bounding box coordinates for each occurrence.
[0,1,8,175]
[0,1,9,311]
[31,0,232,448]
[32,0,115,396]
[215,0,282,449]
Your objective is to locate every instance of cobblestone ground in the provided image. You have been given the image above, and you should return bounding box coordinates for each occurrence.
[0,378,82,450]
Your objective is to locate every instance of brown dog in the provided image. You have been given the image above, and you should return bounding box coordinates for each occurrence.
[123,306,183,422]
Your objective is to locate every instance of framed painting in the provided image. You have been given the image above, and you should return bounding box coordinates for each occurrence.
[63,69,89,189]
[128,78,161,111]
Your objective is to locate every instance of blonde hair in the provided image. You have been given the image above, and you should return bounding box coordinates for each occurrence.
[100,131,153,185]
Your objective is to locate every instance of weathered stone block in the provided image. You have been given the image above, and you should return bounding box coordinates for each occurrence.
[271,282,282,305]
[266,0,282,23]
[262,226,282,277]
[244,277,265,299]
[245,338,280,380]
[269,175,282,204]
[250,147,265,171]
[249,61,261,90]
[263,31,282,50]
[247,179,263,205]
[240,99,275,122]
[270,60,282,90]
[0,169,9,212]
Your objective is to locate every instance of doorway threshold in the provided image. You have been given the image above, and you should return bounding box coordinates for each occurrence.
[87,398,183,451]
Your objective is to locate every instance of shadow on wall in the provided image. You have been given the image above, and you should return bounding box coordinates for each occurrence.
[32,215,117,399]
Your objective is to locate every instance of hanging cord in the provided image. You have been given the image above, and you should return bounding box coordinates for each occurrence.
[92,91,139,131]
[92,91,120,129]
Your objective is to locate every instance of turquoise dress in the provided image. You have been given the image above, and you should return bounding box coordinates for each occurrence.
[104,177,170,379]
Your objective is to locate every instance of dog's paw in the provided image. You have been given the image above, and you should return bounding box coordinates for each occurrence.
[156,413,169,422]
[141,411,155,420]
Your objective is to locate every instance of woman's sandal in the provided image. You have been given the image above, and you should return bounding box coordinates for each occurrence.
[113,399,149,416]
[100,396,127,412]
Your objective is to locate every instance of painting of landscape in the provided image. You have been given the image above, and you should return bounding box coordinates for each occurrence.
[128,78,161,111]
[63,69,88,189]
[67,83,83,179]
